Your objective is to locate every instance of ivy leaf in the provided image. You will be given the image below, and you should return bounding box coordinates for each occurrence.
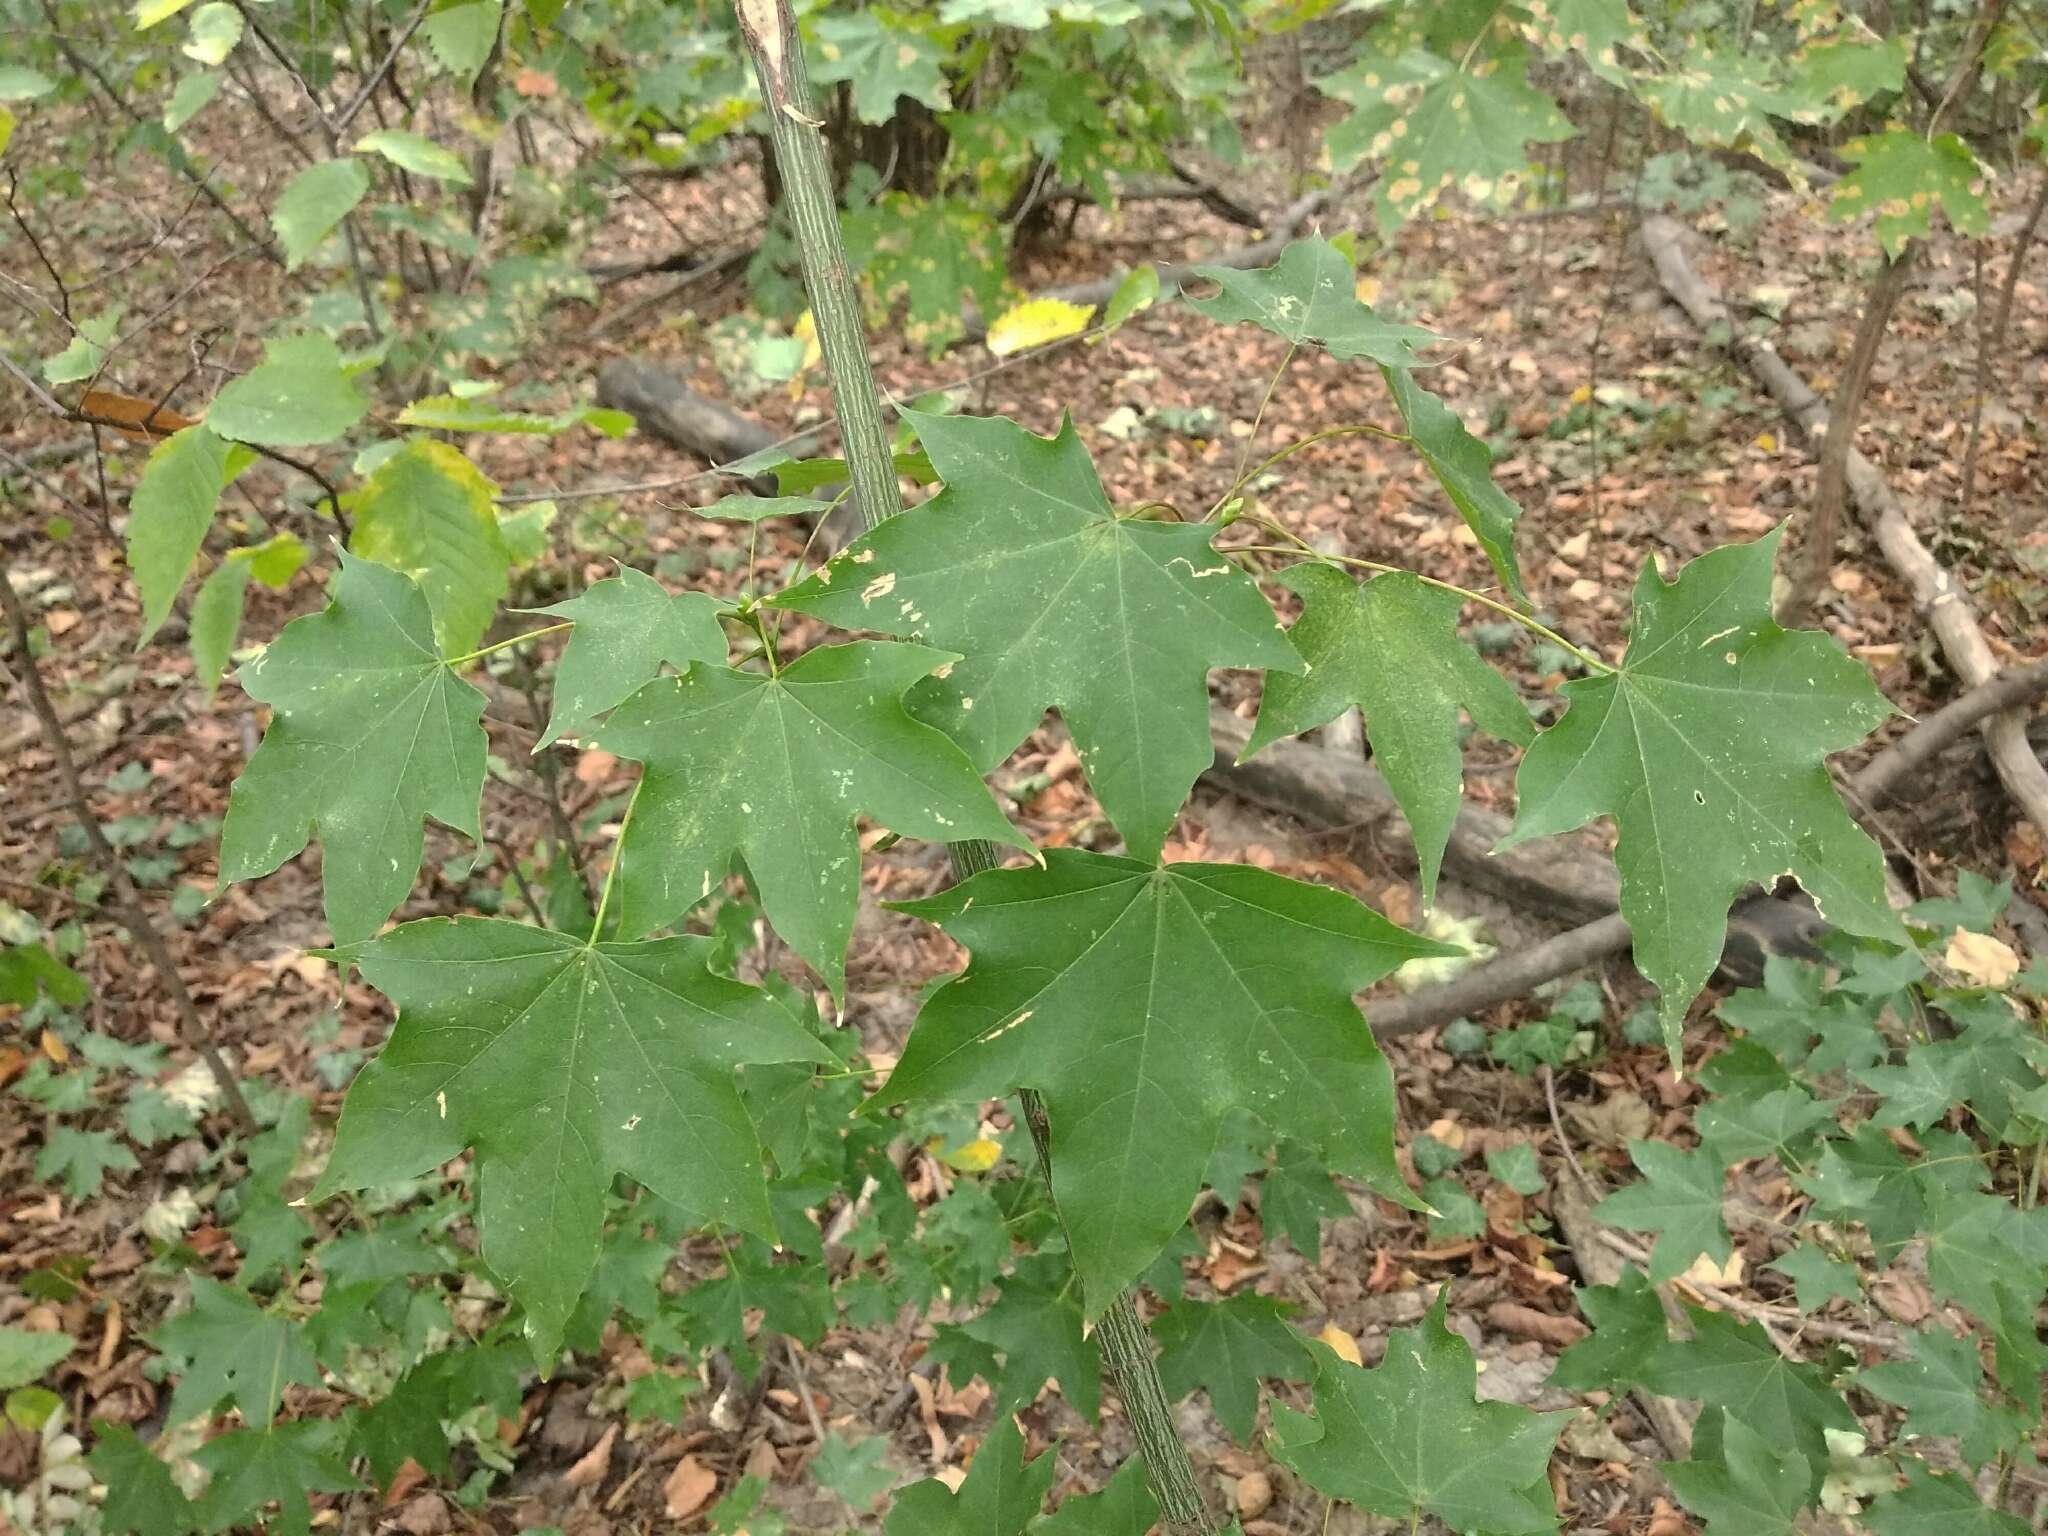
[1186,236,1435,366]
[1640,1307,1859,1484]
[774,410,1300,861]
[316,917,829,1361]
[35,1126,137,1198]
[270,156,368,270]
[1764,1244,1860,1314]
[125,424,243,645]
[955,1253,1103,1422]
[1662,1412,1811,1536]
[532,568,728,747]
[884,1415,1054,1536]
[1832,130,1988,259]
[193,1419,357,1536]
[1551,1267,1667,1391]
[876,850,1452,1311]
[1866,1462,2032,1536]
[1861,1326,2025,1466]
[1593,1140,1731,1284]
[350,439,510,657]
[206,332,368,448]
[150,1275,319,1429]
[353,127,473,184]
[219,553,487,947]
[599,642,1027,996]
[812,11,951,124]
[1383,365,1527,601]
[1030,1456,1158,1536]
[1152,1293,1311,1443]
[1245,566,1530,901]
[89,1424,199,1536]
[1501,530,1901,1050]
[1273,1295,1570,1533]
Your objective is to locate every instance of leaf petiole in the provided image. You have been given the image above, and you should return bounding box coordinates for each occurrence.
[443,621,574,668]
[587,776,643,944]
[1205,422,1412,521]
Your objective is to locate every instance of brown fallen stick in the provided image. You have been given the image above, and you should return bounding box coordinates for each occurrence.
[1639,213,2048,837]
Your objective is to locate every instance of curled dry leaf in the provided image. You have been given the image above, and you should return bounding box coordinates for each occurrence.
[563,1423,617,1489]
[1946,928,2020,988]
[1484,1302,1589,1348]
[663,1452,718,1519]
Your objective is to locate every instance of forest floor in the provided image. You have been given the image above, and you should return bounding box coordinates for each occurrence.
[4,102,2047,1535]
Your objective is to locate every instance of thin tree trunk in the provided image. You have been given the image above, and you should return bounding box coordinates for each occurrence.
[732,2,1217,1527]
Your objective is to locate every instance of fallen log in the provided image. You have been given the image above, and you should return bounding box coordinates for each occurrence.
[1639,213,2048,838]
[595,360,822,488]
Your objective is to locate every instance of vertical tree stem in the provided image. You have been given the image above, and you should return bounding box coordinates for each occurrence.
[733,4,1215,1528]
[0,570,258,1135]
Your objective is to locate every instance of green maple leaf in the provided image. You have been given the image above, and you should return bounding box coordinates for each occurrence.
[1152,1293,1310,1444]
[1501,530,1901,1050]
[884,1414,1054,1536]
[774,410,1300,861]
[1186,237,1436,366]
[1383,364,1527,601]
[350,1352,461,1487]
[1832,130,1988,259]
[1861,1326,2025,1467]
[315,917,830,1360]
[1641,1307,1859,1484]
[1551,1266,1667,1391]
[812,11,951,124]
[1662,1413,1812,1535]
[206,332,368,448]
[1594,1140,1731,1284]
[955,1253,1103,1422]
[1262,1139,1348,1262]
[193,1420,357,1536]
[1697,1083,1838,1163]
[532,568,729,747]
[1635,47,1800,176]
[1522,0,1647,85]
[1031,1456,1158,1536]
[1868,1464,2034,1535]
[1764,1243,1861,1314]
[219,552,487,947]
[1273,1295,1570,1533]
[875,849,1451,1311]
[1787,29,1907,121]
[150,1275,319,1430]
[89,1424,199,1536]
[597,641,1027,996]
[349,439,510,657]
[1245,566,1531,902]
[34,1126,137,1198]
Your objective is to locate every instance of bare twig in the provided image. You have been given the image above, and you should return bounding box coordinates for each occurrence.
[333,0,431,133]
[0,571,257,1134]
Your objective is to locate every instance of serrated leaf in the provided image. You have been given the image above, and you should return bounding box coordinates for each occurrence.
[318,917,828,1360]
[774,409,1300,860]
[883,1415,1054,1536]
[127,424,236,645]
[1245,566,1530,902]
[134,0,198,27]
[1861,1326,2024,1466]
[1865,1462,2031,1536]
[1594,1140,1730,1284]
[1662,1412,1811,1535]
[1152,1293,1310,1443]
[1641,1307,1859,1484]
[532,568,727,747]
[42,307,122,384]
[1273,1295,1570,1533]
[219,552,487,946]
[419,0,500,82]
[812,10,951,123]
[150,1275,318,1429]
[193,1419,356,1536]
[180,2,241,64]
[1832,130,1987,258]
[598,641,1028,998]
[1188,236,1435,365]
[876,850,1452,1310]
[1030,1456,1158,1536]
[90,1424,199,1536]
[353,127,473,184]
[985,296,1097,357]
[271,157,369,271]
[207,332,368,448]
[1501,531,1900,1050]
[0,1327,71,1389]
[164,70,221,131]
[349,439,510,656]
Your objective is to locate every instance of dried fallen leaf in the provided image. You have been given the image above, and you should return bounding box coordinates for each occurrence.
[1947,929,2020,988]
[664,1453,718,1518]
[564,1423,617,1489]
[1485,1301,1588,1348]
[79,389,198,440]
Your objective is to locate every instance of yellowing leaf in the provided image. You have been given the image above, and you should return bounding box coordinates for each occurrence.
[134,0,198,28]
[938,1136,1002,1172]
[1318,1322,1363,1366]
[985,296,1096,357]
[1946,929,2020,989]
[1755,431,1778,453]
[1354,273,1382,306]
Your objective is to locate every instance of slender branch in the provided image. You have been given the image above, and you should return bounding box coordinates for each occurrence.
[333,0,431,134]
[0,570,257,1134]
[734,3,1216,1527]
